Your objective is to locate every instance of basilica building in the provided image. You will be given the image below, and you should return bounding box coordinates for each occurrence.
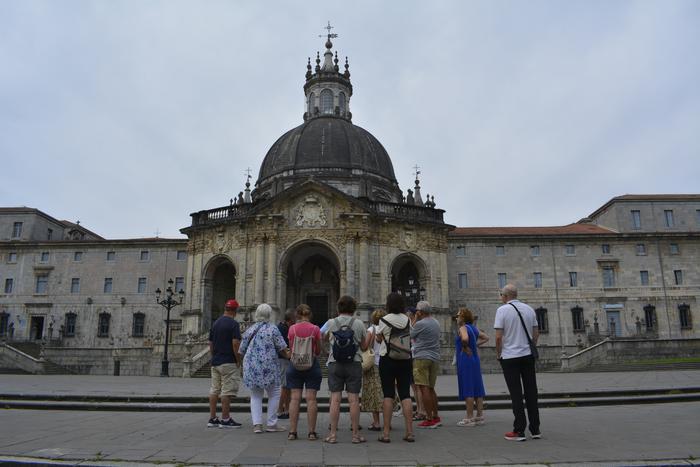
[1,33,698,376]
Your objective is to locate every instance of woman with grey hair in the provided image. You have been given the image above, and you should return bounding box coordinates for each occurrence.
[240,303,290,433]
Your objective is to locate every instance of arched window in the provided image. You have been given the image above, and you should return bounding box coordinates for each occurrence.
[320,89,333,114]
[338,92,346,114]
[307,93,314,115]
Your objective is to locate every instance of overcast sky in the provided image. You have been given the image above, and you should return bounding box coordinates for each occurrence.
[1,1,699,239]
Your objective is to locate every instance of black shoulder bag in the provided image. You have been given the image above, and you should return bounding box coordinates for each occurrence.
[509,303,539,360]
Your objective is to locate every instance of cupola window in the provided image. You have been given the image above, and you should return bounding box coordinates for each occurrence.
[320,89,333,114]
[308,93,314,115]
[338,92,346,114]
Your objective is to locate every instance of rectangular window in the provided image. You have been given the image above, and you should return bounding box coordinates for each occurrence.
[533,272,542,288]
[569,272,578,287]
[65,313,77,337]
[458,273,468,289]
[137,277,147,293]
[106,251,115,261]
[536,307,548,333]
[140,250,150,261]
[564,245,576,256]
[175,277,185,293]
[455,246,466,257]
[602,267,616,288]
[674,270,683,286]
[4,278,13,294]
[40,251,49,262]
[8,252,17,263]
[495,246,505,256]
[35,274,48,294]
[664,210,674,227]
[571,306,585,332]
[640,270,649,286]
[176,250,187,261]
[670,243,680,255]
[631,210,641,229]
[0,313,8,337]
[74,251,83,262]
[602,244,611,254]
[644,305,656,331]
[47,229,53,240]
[679,304,692,329]
[530,245,540,257]
[98,314,110,337]
[636,244,647,255]
[103,278,113,293]
[497,273,507,289]
[70,278,80,294]
[12,222,23,238]
[132,313,145,337]
[697,210,700,225]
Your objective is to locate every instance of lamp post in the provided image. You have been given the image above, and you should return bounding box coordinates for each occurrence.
[155,278,185,377]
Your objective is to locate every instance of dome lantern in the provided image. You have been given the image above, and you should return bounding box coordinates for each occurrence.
[303,22,353,122]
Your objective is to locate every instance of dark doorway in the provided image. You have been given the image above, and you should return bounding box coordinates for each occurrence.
[391,258,425,307]
[30,316,44,340]
[211,262,236,323]
[284,243,340,326]
[306,294,330,326]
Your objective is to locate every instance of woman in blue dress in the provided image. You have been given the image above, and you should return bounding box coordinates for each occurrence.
[455,307,489,427]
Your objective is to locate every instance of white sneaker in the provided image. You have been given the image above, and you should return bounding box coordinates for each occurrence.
[457,418,476,427]
[475,415,485,426]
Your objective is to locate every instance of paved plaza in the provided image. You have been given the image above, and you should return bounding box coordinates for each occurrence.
[0,371,699,466]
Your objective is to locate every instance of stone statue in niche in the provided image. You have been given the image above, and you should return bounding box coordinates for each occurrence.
[295,195,327,227]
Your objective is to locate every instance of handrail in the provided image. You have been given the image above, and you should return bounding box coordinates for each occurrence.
[1,343,43,363]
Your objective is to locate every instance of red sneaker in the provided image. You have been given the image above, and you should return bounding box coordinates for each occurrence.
[504,431,526,441]
[417,419,435,429]
[428,417,442,428]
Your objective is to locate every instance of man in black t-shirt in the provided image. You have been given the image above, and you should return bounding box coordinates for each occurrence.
[207,299,242,428]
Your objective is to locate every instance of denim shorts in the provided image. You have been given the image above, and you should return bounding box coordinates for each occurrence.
[286,358,322,391]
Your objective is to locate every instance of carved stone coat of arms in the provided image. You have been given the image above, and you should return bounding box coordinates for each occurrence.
[295,195,327,227]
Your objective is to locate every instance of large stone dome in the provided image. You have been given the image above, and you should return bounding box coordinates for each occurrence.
[255,116,402,202]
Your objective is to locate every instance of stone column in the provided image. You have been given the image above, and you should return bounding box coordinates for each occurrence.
[345,236,356,298]
[254,239,264,304]
[266,237,277,306]
[359,235,369,304]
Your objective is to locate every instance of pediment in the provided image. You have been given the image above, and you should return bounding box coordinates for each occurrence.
[251,180,372,229]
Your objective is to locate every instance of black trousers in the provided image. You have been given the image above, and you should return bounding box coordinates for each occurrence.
[500,355,540,435]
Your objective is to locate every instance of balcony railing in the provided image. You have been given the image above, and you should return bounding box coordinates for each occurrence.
[188,199,444,229]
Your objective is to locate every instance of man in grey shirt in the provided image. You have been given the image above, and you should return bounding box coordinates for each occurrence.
[410,301,442,428]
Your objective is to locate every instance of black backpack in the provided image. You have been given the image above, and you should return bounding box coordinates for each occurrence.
[331,317,357,363]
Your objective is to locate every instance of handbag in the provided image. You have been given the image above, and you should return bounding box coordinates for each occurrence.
[361,348,375,371]
[509,303,539,360]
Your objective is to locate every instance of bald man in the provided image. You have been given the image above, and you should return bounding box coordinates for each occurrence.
[495,284,541,442]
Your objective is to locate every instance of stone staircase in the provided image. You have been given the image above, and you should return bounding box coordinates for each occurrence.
[0,342,73,375]
[579,361,700,372]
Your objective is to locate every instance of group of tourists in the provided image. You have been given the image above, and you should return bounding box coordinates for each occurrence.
[206,283,541,443]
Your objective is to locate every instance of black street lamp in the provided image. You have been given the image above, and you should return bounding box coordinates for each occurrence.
[155,278,185,377]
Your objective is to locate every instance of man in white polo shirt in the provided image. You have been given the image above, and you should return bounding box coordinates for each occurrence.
[494,284,541,442]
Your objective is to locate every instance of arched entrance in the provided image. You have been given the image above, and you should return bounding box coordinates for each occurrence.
[202,256,236,330]
[282,242,340,326]
[390,254,427,308]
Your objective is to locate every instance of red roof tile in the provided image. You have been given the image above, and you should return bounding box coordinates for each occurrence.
[450,223,614,237]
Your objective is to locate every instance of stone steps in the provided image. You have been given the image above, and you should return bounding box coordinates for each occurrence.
[579,362,700,372]
[1,387,698,412]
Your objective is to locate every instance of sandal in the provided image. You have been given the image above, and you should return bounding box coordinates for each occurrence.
[412,414,426,421]
[352,434,366,444]
[287,432,297,441]
[323,434,337,444]
[368,424,381,431]
[378,435,391,443]
[403,433,415,443]
[308,431,318,441]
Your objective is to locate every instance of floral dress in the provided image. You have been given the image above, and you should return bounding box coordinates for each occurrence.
[240,322,287,389]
